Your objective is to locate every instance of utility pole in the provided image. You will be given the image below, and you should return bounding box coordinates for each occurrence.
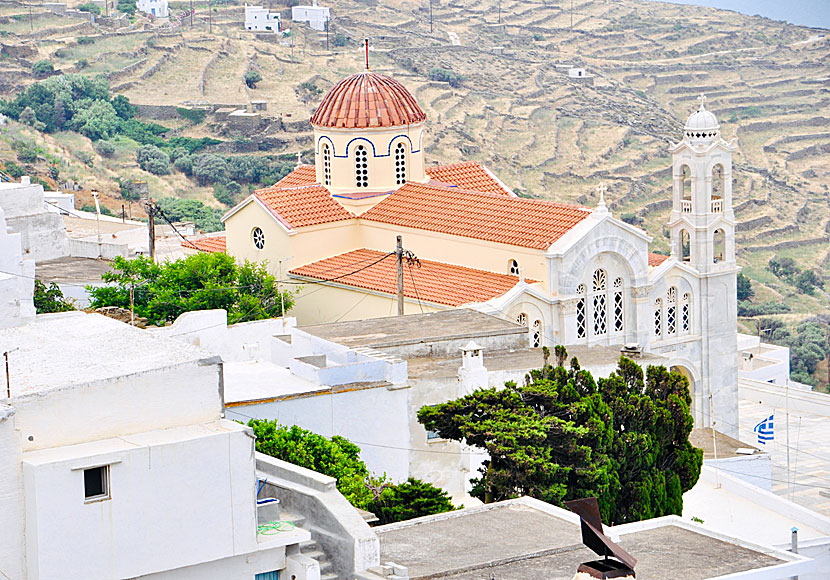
[429,0,432,34]
[396,235,404,316]
[91,189,103,258]
[208,0,212,34]
[145,198,158,263]
[190,0,193,26]
[498,0,501,24]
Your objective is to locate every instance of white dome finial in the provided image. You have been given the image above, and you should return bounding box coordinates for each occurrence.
[698,93,707,110]
[595,182,608,214]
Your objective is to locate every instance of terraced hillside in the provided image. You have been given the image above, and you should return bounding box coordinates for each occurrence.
[0,0,828,329]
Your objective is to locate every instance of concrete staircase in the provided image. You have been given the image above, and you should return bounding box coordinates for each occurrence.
[281,512,338,580]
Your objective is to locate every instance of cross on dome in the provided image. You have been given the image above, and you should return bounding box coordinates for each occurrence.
[698,93,707,109]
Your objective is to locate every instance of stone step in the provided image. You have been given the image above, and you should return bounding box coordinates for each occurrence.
[319,559,333,574]
[303,549,325,560]
[279,512,307,527]
[320,573,339,580]
[299,539,318,554]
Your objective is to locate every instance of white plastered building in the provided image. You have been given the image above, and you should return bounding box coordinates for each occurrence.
[137,0,168,18]
[245,4,281,32]
[291,3,329,31]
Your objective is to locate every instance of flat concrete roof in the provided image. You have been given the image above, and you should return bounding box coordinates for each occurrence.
[300,309,526,350]
[377,499,785,580]
[690,428,760,459]
[407,344,667,379]
[0,312,211,398]
[35,256,113,285]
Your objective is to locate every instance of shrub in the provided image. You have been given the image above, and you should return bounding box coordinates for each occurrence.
[429,67,464,88]
[213,181,241,206]
[176,107,207,124]
[80,203,114,216]
[77,35,96,44]
[620,213,643,226]
[168,146,189,163]
[156,197,224,232]
[75,59,89,70]
[33,280,75,313]
[532,32,545,41]
[68,99,120,140]
[31,60,54,78]
[795,269,822,295]
[173,154,194,175]
[117,0,136,14]
[365,478,457,525]
[19,106,46,131]
[94,140,116,158]
[244,70,262,88]
[111,94,137,120]
[227,155,267,183]
[136,144,170,175]
[333,32,348,47]
[193,154,228,185]
[77,151,95,167]
[3,162,25,178]
[77,3,101,14]
[736,272,754,301]
[738,300,791,317]
[14,141,39,163]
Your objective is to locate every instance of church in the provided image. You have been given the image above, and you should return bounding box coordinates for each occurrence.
[222,68,740,436]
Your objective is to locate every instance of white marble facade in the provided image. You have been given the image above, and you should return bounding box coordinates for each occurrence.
[480,98,740,436]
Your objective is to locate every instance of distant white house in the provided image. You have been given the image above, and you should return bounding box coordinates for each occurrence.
[291,2,329,31]
[136,0,168,18]
[245,3,281,32]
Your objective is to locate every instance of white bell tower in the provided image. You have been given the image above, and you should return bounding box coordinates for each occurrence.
[668,95,740,436]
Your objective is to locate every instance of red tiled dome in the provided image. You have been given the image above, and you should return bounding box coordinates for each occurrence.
[310,71,426,129]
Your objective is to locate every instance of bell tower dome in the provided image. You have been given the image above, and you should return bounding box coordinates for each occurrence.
[669,95,737,273]
[310,51,428,199]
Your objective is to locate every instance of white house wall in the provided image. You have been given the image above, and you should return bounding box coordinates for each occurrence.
[21,422,259,580]
[0,406,25,580]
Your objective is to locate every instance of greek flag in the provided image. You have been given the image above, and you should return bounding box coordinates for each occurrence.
[754,414,774,445]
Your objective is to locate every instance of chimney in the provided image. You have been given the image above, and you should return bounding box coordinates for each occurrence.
[458,341,487,394]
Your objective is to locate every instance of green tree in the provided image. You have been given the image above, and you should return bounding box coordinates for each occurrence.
[77,2,102,14]
[174,153,194,175]
[156,197,224,232]
[768,256,799,281]
[365,478,456,525]
[136,144,170,175]
[795,270,822,295]
[193,154,229,185]
[33,280,75,313]
[117,0,136,14]
[244,70,262,88]
[737,272,754,301]
[68,99,120,140]
[18,106,46,131]
[87,253,293,325]
[249,420,375,509]
[31,60,54,78]
[418,351,702,524]
[111,94,136,120]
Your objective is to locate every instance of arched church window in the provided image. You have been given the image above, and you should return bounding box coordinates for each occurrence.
[354,145,368,188]
[508,259,520,276]
[681,165,692,201]
[680,230,691,262]
[713,229,725,263]
[712,164,724,200]
[532,320,542,348]
[592,269,607,336]
[322,144,331,186]
[613,277,624,332]
[666,287,677,335]
[395,142,407,185]
[576,284,586,339]
[516,312,527,327]
[681,292,691,333]
[654,298,662,337]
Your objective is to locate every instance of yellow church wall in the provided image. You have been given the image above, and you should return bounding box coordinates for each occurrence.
[313,124,427,195]
[289,281,445,325]
[290,220,362,266]
[224,200,292,275]
[356,221,550,290]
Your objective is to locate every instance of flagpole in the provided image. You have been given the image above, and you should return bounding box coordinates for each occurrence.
[786,378,791,499]
[710,393,720,489]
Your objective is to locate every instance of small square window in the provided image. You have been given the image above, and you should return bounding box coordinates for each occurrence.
[84,465,110,501]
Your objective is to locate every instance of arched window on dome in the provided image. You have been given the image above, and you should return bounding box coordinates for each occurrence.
[532,320,542,348]
[681,292,691,333]
[394,142,407,185]
[354,145,368,188]
[508,259,520,276]
[576,284,586,339]
[713,229,725,263]
[322,144,331,186]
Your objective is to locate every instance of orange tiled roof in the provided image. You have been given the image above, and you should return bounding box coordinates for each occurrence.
[648,252,669,267]
[310,72,427,129]
[361,182,591,250]
[290,249,526,307]
[183,235,226,253]
[254,185,354,229]
[275,165,317,188]
[426,161,513,196]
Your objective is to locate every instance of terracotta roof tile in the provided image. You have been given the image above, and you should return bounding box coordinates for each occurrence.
[254,184,354,229]
[426,161,513,196]
[183,235,226,253]
[648,252,669,267]
[290,249,526,307]
[275,165,318,188]
[310,72,427,129]
[361,182,591,250]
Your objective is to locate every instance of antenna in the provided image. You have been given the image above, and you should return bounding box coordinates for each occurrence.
[364,38,370,70]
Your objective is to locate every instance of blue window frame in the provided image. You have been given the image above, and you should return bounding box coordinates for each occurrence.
[255,571,279,580]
